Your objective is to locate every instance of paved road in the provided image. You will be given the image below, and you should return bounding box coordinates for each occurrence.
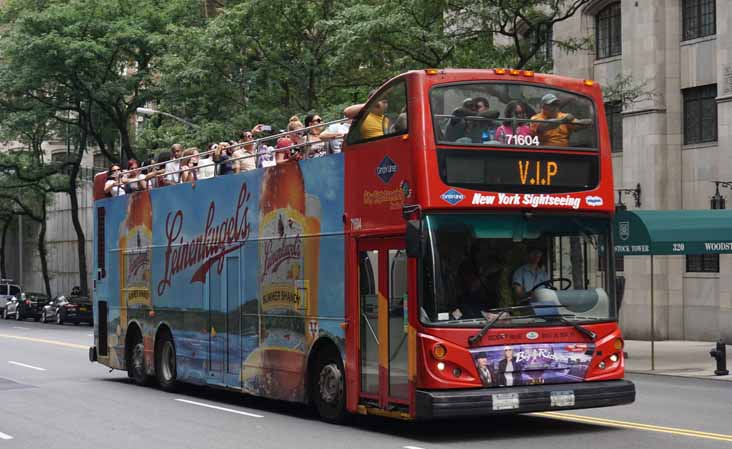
[1,318,731,449]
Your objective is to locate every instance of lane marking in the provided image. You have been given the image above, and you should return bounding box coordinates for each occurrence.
[174,399,263,418]
[12,327,30,330]
[8,361,47,371]
[533,411,732,443]
[0,334,87,350]
[404,446,427,449]
[0,430,13,440]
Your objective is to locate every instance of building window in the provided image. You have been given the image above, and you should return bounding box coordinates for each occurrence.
[596,3,621,59]
[605,101,623,153]
[686,254,719,273]
[682,0,715,41]
[527,23,553,63]
[51,151,67,164]
[683,85,717,145]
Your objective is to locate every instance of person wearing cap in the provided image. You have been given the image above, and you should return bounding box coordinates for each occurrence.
[530,93,592,146]
[512,248,549,297]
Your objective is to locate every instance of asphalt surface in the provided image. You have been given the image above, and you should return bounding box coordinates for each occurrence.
[1,318,731,449]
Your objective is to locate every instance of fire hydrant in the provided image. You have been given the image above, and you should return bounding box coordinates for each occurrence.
[709,340,729,376]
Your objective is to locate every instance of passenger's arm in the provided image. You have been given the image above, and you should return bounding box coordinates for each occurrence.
[344,103,364,119]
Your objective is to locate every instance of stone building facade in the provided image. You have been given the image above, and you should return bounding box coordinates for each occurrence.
[552,0,732,341]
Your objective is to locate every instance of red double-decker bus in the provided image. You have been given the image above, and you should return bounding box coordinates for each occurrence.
[90,68,634,422]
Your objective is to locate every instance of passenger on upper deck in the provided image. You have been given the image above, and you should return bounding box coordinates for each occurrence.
[304,114,328,158]
[104,164,126,197]
[165,144,183,184]
[530,94,593,147]
[445,98,499,143]
[238,130,257,172]
[123,159,147,192]
[495,101,533,144]
[359,97,390,140]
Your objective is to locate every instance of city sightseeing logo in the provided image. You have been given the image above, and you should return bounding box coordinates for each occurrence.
[157,183,252,296]
[441,189,465,205]
[376,155,398,184]
[585,196,604,207]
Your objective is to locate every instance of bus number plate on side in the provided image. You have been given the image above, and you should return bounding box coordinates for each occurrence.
[550,391,575,407]
[492,393,520,410]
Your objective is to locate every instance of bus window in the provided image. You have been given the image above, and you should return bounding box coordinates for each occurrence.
[348,81,408,145]
[430,82,597,149]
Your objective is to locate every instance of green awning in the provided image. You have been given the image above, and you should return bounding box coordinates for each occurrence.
[614,210,732,255]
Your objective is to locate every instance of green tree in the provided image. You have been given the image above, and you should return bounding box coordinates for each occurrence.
[0,0,204,163]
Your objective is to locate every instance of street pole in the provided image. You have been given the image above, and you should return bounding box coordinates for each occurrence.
[17,215,22,287]
[650,254,654,371]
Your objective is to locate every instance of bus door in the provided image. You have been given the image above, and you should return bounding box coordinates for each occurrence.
[207,264,225,385]
[206,255,242,387]
[223,255,242,387]
[357,238,410,411]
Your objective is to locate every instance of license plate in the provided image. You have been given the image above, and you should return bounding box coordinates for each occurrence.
[492,393,519,410]
[550,391,575,407]
[79,307,87,311]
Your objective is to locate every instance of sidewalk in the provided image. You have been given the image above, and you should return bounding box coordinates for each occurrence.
[624,339,732,381]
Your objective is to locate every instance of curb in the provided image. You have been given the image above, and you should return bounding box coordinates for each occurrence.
[626,369,732,382]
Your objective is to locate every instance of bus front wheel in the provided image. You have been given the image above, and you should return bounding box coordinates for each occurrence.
[311,352,347,423]
[155,332,178,392]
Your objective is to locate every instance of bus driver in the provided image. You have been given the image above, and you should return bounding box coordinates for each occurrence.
[512,249,548,297]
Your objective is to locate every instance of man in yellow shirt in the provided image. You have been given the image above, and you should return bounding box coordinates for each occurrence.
[530,93,591,146]
[360,98,390,140]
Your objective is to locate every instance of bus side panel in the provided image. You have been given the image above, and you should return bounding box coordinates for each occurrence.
[128,155,347,399]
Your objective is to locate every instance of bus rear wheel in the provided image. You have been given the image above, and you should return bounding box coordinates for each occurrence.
[311,352,347,423]
[127,334,152,386]
[155,332,177,392]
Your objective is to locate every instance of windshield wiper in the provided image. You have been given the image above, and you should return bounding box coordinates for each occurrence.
[467,312,507,347]
[540,314,597,340]
[467,304,567,347]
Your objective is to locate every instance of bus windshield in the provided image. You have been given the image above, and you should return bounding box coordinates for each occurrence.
[420,213,615,326]
[430,82,597,150]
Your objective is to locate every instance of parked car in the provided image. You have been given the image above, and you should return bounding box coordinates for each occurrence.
[42,295,93,325]
[4,292,49,321]
[0,279,22,319]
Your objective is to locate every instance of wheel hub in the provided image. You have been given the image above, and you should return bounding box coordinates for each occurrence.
[318,363,342,404]
[161,341,175,381]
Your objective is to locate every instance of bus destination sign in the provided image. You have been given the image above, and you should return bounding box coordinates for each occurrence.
[437,149,599,193]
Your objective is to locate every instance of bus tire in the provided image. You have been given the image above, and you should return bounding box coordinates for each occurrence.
[311,350,347,424]
[127,331,152,386]
[155,331,178,392]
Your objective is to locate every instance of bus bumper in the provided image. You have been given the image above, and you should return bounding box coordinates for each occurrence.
[415,379,635,419]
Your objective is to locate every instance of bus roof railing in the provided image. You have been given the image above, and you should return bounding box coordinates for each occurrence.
[112,136,340,189]
[109,118,348,180]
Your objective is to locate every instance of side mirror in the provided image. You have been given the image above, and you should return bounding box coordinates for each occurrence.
[406,220,423,258]
[615,275,626,313]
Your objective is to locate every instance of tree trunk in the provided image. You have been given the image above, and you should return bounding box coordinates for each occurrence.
[118,119,135,165]
[67,121,89,297]
[37,202,52,298]
[0,218,10,279]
